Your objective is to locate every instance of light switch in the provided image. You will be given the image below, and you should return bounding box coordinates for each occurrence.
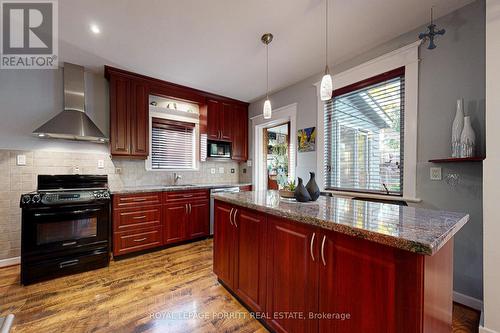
[115,167,122,174]
[73,166,80,174]
[219,167,225,174]
[430,167,442,181]
[97,160,105,169]
[16,154,26,166]
[247,160,252,167]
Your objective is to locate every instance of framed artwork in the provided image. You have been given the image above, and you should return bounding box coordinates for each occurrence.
[298,127,316,152]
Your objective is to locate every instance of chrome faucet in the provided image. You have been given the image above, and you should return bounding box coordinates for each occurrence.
[173,173,182,185]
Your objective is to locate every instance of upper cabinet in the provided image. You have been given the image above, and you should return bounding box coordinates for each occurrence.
[108,70,149,159]
[105,66,248,161]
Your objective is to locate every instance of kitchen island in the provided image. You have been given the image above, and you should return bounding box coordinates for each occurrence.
[212,191,469,333]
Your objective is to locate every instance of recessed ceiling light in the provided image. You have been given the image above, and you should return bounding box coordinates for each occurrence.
[90,24,100,34]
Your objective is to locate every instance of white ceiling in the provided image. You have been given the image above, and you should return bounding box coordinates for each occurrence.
[59,0,474,102]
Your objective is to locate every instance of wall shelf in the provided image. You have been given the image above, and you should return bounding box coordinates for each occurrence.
[428,157,485,163]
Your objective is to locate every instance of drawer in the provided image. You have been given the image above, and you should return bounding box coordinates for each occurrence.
[113,226,162,256]
[113,192,162,209]
[239,185,252,192]
[114,206,161,232]
[164,190,209,203]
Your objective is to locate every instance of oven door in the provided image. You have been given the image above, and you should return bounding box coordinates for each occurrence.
[22,202,109,255]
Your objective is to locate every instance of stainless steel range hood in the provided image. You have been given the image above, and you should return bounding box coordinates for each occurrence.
[33,63,108,143]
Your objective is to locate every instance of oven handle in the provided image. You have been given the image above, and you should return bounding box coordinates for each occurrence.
[33,208,101,217]
[59,259,79,268]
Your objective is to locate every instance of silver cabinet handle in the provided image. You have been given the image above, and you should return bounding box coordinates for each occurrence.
[189,203,192,214]
[310,232,316,262]
[321,235,327,266]
[185,204,188,214]
[233,209,238,228]
[229,208,234,225]
[62,241,76,247]
[133,237,147,242]
[133,215,147,220]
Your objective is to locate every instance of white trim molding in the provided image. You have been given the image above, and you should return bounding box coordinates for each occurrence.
[0,257,20,268]
[480,326,499,333]
[316,40,421,201]
[453,291,483,312]
[252,103,297,191]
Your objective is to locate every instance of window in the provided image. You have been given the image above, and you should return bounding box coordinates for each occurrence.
[324,67,405,196]
[151,118,195,169]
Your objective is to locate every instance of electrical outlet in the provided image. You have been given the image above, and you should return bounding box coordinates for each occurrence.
[115,167,122,174]
[231,168,235,174]
[16,154,26,166]
[247,160,252,167]
[242,168,247,174]
[210,168,216,174]
[218,167,225,174]
[73,166,80,174]
[97,160,105,169]
[430,167,442,180]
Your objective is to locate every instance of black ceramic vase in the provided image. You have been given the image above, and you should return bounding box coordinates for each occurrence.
[305,172,320,201]
[294,177,312,202]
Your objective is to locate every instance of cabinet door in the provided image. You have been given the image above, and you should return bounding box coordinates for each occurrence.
[220,102,233,141]
[109,75,130,155]
[318,230,398,333]
[233,207,267,313]
[231,104,248,161]
[213,202,235,288]
[130,80,149,158]
[207,99,220,140]
[266,217,319,333]
[164,203,188,244]
[187,199,210,239]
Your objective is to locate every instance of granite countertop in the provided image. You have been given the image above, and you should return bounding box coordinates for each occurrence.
[212,190,469,256]
[110,183,252,194]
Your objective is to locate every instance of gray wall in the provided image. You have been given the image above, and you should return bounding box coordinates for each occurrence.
[249,1,485,301]
[0,68,109,153]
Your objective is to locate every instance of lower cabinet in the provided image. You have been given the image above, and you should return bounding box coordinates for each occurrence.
[266,216,318,333]
[112,191,210,256]
[213,200,434,333]
[213,202,267,311]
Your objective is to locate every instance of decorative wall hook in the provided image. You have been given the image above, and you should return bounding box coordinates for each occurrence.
[418,7,446,50]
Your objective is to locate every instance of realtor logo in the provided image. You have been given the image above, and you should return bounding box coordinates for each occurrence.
[1,0,58,69]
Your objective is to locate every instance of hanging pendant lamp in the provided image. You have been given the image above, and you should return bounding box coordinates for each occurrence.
[261,33,273,119]
[320,0,333,101]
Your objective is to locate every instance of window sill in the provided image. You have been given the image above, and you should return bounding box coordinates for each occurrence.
[322,190,422,203]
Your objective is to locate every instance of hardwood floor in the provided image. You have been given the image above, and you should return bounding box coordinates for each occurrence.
[0,239,479,333]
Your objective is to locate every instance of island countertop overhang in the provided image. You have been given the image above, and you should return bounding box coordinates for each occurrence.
[212,190,469,255]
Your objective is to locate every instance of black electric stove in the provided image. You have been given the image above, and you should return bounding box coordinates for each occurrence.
[20,175,111,285]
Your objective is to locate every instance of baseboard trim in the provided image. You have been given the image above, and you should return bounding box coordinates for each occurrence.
[480,325,499,333]
[453,291,483,311]
[0,257,20,268]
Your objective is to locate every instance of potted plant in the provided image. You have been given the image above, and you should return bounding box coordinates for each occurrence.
[279,180,296,199]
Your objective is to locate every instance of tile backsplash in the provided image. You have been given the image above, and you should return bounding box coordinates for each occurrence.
[0,148,241,261]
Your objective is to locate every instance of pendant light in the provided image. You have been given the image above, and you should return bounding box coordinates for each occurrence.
[320,0,333,101]
[261,33,273,119]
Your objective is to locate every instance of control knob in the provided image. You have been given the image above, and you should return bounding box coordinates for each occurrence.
[32,194,41,203]
[22,195,31,204]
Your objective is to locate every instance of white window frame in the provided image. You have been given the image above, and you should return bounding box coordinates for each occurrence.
[145,108,200,171]
[316,40,421,202]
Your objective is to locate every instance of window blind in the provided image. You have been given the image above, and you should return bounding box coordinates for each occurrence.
[151,118,195,169]
[324,68,405,196]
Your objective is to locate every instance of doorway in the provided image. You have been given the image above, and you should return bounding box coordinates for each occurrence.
[264,123,290,190]
[252,103,297,191]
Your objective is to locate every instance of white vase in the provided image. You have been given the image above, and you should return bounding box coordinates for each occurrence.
[460,116,475,158]
[451,99,464,157]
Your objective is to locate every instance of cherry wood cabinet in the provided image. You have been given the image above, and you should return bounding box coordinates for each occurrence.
[231,104,248,161]
[266,216,319,333]
[213,200,454,333]
[108,72,149,159]
[164,203,188,244]
[112,190,210,256]
[233,207,267,313]
[106,66,248,161]
[188,200,210,239]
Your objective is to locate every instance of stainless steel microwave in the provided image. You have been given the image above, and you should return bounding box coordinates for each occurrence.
[207,140,231,159]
